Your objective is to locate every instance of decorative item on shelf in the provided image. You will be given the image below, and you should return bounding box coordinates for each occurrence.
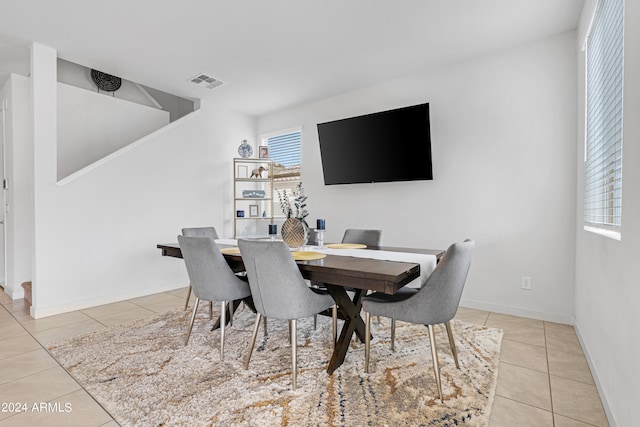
[238,139,253,158]
[242,190,266,198]
[268,224,277,241]
[262,211,267,217]
[278,182,310,248]
[249,205,259,217]
[259,146,270,159]
[250,166,267,178]
[237,210,245,218]
[90,69,122,93]
[316,219,326,247]
[237,165,249,178]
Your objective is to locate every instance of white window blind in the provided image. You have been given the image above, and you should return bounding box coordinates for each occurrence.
[263,129,302,218]
[584,0,624,228]
[267,131,301,167]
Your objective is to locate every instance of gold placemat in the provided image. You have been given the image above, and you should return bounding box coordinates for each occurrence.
[220,247,241,255]
[325,243,367,249]
[291,251,327,261]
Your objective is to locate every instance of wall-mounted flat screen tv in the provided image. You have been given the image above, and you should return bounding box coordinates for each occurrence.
[317,103,432,185]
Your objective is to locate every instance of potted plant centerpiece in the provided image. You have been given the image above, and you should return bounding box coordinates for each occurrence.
[277,183,310,247]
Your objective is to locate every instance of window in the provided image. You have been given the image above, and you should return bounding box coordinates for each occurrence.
[261,128,302,218]
[584,0,624,236]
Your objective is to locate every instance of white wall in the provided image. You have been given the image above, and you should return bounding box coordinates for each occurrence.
[142,85,195,122]
[57,82,170,179]
[30,43,256,318]
[574,2,640,426]
[0,82,6,287]
[0,74,32,299]
[257,32,578,323]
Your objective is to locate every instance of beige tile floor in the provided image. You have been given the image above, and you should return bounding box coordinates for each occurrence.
[0,290,609,426]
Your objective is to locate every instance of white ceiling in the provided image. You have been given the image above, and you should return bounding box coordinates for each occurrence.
[0,0,584,116]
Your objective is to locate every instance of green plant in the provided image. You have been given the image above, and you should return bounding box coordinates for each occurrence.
[277,188,292,218]
[292,183,309,222]
[277,183,309,222]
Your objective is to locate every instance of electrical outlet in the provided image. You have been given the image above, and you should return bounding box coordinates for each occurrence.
[521,276,532,290]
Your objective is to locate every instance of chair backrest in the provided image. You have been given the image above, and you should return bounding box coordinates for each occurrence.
[182,227,220,240]
[402,239,475,325]
[342,229,382,247]
[238,239,323,320]
[177,235,250,302]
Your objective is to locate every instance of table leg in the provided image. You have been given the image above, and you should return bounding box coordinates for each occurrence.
[210,299,246,331]
[325,286,367,374]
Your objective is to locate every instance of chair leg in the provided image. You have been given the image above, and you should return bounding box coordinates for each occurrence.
[314,314,317,330]
[244,313,262,370]
[288,320,292,345]
[263,316,268,337]
[185,297,200,345]
[209,301,213,320]
[184,285,192,310]
[291,318,297,390]
[332,305,337,348]
[219,301,226,361]
[365,311,371,373]
[390,318,396,351]
[428,324,443,401]
[228,303,233,327]
[445,321,460,369]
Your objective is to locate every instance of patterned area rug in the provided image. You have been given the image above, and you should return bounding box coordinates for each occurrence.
[48,305,503,426]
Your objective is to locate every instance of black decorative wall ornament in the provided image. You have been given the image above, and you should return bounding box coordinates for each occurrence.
[90,69,122,92]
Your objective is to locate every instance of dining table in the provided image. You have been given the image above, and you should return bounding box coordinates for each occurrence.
[157,241,444,374]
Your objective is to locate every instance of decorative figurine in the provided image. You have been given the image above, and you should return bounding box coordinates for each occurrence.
[250,166,267,178]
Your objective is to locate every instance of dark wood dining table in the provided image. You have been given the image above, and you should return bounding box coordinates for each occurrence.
[157,242,444,374]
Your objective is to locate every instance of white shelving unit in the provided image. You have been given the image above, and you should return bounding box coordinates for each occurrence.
[233,158,274,238]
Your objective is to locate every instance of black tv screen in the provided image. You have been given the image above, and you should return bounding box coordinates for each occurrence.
[317,103,432,185]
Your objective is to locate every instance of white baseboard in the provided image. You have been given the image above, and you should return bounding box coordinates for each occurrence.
[574,324,617,427]
[459,298,575,325]
[29,282,187,319]
[3,286,25,300]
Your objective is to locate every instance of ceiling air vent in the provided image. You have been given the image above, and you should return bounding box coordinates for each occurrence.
[189,73,223,90]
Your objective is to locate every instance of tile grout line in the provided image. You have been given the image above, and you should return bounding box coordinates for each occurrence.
[544,322,605,427]
[495,360,556,414]
[0,300,118,425]
[544,322,558,427]
[495,395,554,417]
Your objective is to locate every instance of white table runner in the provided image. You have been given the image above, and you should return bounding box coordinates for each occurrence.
[215,238,239,246]
[218,239,436,289]
[317,247,436,289]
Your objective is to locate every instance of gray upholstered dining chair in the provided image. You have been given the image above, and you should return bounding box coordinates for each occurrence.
[182,226,220,239]
[177,235,252,361]
[238,239,338,390]
[181,227,220,310]
[342,229,382,246]
[361,239,474,401]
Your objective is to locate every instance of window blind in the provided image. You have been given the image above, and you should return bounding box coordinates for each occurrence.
[268,131,301,167]
[584,0,624,228]
[266,130,302,218]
